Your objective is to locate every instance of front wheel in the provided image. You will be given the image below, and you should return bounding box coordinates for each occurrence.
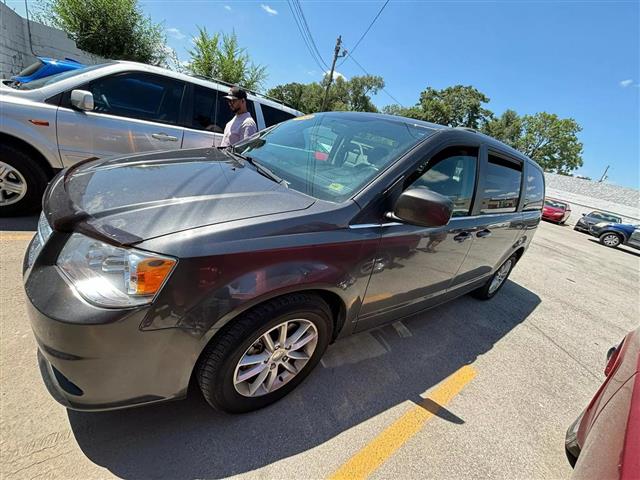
[471,254,517,300]
[599,232,621,248]
[0,146,48,216]
[196,293,333,413]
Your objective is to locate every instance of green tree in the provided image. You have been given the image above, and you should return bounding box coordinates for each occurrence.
[267,75,384,113]
[481,109,522,146]
[384,85,493,128]
[35,0,167,64]
[517,112,583,173]
[187,27,267,90]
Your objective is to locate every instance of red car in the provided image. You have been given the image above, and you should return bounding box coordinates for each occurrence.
[542,198,571,224]
[565,326,640,479]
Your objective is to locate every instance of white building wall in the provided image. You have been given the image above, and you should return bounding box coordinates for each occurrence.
[544,173,639,225]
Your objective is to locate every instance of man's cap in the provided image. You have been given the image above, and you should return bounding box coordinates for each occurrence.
[223,86,247,101]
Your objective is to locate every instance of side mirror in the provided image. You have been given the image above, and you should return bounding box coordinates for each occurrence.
[70,89,94,111]
[582,213,586,217]
[391,187,453,227]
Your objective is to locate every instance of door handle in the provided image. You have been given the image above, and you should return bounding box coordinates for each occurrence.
[152,133,178,141]
[453,231,472,243]
[476,229,492,238]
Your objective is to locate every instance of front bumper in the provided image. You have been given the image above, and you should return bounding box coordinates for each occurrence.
[574,221,591,232]
[24,238,198,411]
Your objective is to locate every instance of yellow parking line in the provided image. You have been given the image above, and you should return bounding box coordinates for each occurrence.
[0,232,34,241]
[329,365,477,480]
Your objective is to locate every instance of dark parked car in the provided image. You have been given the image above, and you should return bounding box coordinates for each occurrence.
[24,112,544,413]
[574,211,622,233]
[542,198,571,224]
[565,326,640,479]
[589,222,640,250]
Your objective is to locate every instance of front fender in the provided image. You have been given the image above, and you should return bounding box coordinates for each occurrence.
[602,229,629,243]
[140,238,379,339]
[0,98,62,168]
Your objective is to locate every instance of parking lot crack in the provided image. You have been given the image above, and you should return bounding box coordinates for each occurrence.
[6,450,73,477]
[526,322,601,381]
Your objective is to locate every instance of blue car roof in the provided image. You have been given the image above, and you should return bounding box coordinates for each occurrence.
[11,56,85,83]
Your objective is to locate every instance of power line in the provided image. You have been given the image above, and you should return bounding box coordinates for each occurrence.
[346,53,403,106]
[287,0,329,72]
[339,0,389,67]
[293,0,330,70]
[287,1,326,71]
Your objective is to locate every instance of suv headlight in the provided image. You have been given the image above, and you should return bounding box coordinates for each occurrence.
[57,233,177,308]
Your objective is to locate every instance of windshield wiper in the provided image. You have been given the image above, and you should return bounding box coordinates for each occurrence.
[225,147,287,187]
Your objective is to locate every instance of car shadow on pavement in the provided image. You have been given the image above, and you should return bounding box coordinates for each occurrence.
[67,280,540,479]
[0,215,38,232]
[586,238,640,257]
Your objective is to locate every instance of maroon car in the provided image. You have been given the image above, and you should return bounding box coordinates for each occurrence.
[566,326,640,479]
[542,198,571,224]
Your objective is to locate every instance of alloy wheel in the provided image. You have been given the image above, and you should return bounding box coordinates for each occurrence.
[233,319,318,397]
[602,234,620,247]
[488,259,512,294]
[0,161,27,206]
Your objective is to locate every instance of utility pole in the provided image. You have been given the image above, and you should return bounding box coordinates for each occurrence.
[599,165,610,182]
[321,35,344,112]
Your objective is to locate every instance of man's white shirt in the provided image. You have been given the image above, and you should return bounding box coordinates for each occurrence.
[220,112,258,146]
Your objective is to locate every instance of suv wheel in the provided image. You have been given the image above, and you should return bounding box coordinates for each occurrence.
[0,146,48,216]
[471,254,517,300]
[599,232,621,248]
[196,293,333,413]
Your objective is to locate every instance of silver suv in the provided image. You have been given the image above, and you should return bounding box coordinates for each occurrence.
[0,61,302,215]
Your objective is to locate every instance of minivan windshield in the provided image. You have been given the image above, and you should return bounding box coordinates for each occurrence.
[17,63,106,90]
[235,113,437,202]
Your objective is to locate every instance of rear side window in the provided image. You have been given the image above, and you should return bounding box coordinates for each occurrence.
[524,167,545,210]
[480,154,522,214]
[86,73,185,125]
[410,146,478,217]
[191,85,218,132]
[262,104,296,127]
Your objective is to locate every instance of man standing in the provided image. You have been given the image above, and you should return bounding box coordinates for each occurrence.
[220,86,258,147]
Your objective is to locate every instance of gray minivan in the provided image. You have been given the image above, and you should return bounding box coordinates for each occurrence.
[0,61,301,215]
[24,112,544,413]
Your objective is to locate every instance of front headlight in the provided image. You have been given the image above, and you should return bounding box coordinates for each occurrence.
[57,233,177,308]
[26,211,53,268]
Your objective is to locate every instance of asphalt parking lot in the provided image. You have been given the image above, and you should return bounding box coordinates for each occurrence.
[1,218,638,480]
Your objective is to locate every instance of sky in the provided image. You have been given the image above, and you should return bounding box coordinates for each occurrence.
[10,0,640,188]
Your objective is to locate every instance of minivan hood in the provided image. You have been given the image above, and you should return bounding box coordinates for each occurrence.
[57,148,315,243]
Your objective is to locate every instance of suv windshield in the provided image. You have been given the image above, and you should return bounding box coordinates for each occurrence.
[589,211,622,223]
[17,64,106,90]
[235,113,436,202]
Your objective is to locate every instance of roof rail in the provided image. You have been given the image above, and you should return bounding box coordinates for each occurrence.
[184,73,301,112]
[454,126,478,133]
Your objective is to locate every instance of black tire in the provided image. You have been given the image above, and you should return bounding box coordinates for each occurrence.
[0,145,48,216]
[599,232,622,248]
[196,293,333,413]
[471,254,517,300]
